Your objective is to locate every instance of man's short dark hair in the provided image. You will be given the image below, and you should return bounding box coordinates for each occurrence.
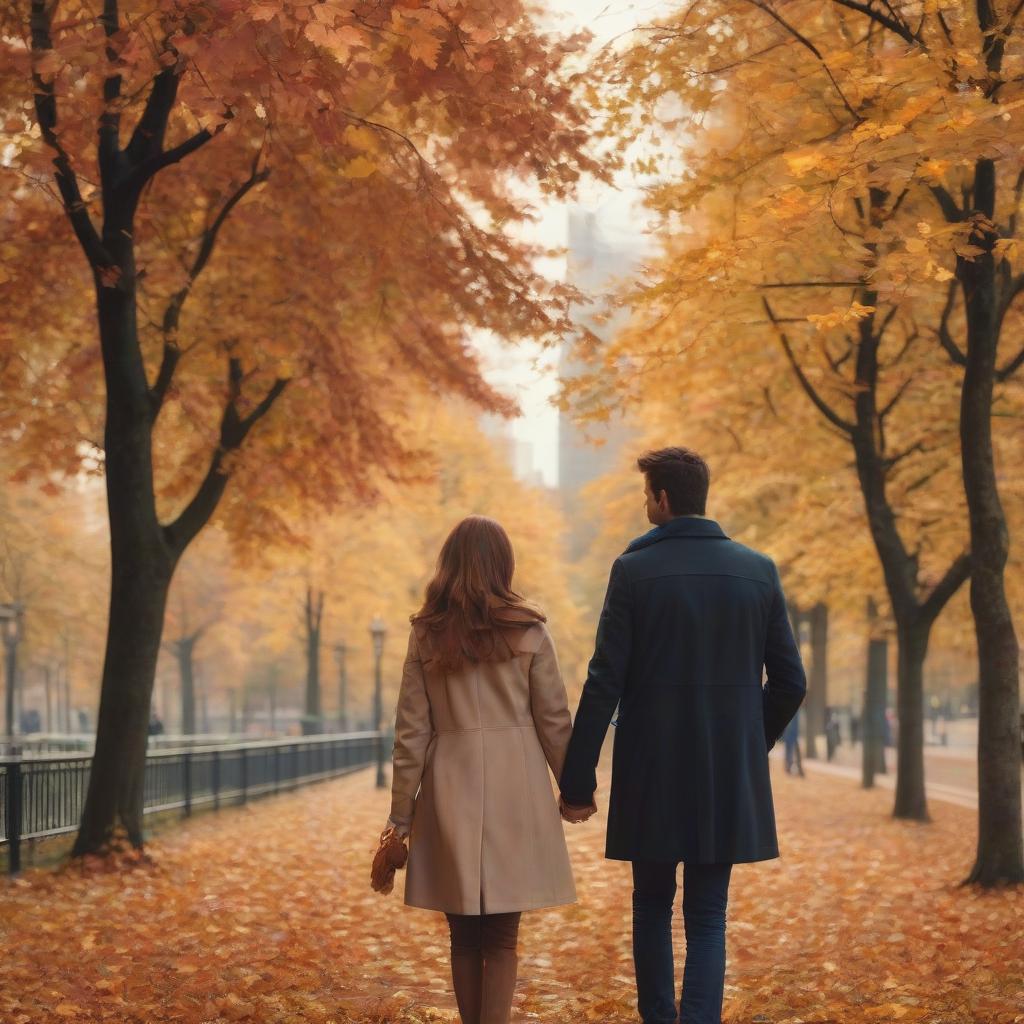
[637,447,711,516]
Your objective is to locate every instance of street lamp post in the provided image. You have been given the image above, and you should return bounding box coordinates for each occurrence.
[334,641,349,733]
[1,603,25,743]
[370,616,387,789]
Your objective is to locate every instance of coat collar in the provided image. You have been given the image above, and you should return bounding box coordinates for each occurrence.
[625,516,728,553]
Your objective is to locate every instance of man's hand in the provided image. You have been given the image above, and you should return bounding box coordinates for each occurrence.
[559,795,597,823]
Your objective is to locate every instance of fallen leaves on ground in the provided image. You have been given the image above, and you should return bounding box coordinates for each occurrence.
[1,763,1022,1023]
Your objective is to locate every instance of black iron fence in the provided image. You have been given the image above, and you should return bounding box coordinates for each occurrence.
[0,731,384,873]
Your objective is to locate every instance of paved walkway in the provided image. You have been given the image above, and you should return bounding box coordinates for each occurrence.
[796,743,1024,812]
[2,764,1022,1023]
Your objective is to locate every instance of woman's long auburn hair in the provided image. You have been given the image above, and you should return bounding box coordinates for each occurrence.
[412,516,545,672]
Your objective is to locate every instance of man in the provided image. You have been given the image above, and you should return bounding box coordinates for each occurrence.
[559,446,806,1024]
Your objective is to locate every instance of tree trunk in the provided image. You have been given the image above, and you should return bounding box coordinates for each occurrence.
[892,618,930,821]
[61,634,72,733]
[4,641,16,738]
[43,665,52,732]
[303,587,324,736]
[72,265,178,856]
[72,540,173,852]
[863,599,888,788]
[804,602,828,760]
[958,160,1024,885]
[199,676,209,733]
[176,637,197,735]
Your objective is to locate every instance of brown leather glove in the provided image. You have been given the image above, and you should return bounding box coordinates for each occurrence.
[370,825,409,895]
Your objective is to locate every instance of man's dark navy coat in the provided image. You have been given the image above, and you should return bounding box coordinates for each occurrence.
[560,516,806,864]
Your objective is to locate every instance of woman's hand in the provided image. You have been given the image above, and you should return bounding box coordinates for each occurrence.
[559,796,597,823]
[385,817,410,838]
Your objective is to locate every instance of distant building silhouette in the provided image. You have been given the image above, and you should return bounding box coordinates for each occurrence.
[479,413,546,489]
[558,205,645,559]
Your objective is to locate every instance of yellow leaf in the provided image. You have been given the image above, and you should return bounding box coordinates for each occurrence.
[342,155,377,178]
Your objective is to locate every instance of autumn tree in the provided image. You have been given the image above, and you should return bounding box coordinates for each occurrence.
[0,468,108,736]
[239,397,592,724]
[162,532,231,733]
[570,0,1024,882]
[0,0,600,855]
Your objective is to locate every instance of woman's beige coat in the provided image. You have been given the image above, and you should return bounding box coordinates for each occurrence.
[388,619,577,915]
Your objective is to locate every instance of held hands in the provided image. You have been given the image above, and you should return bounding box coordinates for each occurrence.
[559,795,597,824]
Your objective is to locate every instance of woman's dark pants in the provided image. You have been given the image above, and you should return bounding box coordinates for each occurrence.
[631,861,734,1024]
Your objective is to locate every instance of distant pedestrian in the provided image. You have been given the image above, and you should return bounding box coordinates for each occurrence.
[783,711,803,777]
[825,708,840,761]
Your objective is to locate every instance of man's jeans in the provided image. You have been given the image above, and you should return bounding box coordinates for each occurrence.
[631,861,734,1024]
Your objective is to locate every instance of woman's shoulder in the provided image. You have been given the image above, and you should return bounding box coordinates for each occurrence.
[499,615,550,655]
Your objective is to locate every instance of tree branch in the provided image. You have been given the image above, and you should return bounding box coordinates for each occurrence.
[745,1,861,122]
[829,0,921,44]
[759,280,864,289]
[882,440,927,472]
[124,67,181,165]
[878,374,915,420]
[935,276,966,366]
[163,359,289,554]
[763,298,856,435]
[150,159,271,415]
[98,0,122,174]
[1005,168,1024,239]
[921,551,972,623]
[30,0,114,271]
[125,127,221,193]
[930,184,964,223]
[996,347,1024,381]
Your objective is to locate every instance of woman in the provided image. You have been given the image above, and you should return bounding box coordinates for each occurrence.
[382,515,589,1024]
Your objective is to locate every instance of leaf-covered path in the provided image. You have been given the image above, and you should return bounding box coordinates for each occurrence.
[2,763,1022,1024]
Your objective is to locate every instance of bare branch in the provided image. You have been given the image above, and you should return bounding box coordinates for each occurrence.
[882,440,926,472]
[935,276,967,366]
[1005,169,1024,238]
[885,324,918,367]
[879,375,916,420]
[829,0,921,44]
[763,298,856,435]
[997,352,1024,381]
[759,280,863,289]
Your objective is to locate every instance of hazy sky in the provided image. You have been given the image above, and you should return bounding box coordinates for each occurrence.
[474,0,667,488]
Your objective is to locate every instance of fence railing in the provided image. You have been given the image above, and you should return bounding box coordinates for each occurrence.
[0,731,385,873]
[0,733,311,756]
